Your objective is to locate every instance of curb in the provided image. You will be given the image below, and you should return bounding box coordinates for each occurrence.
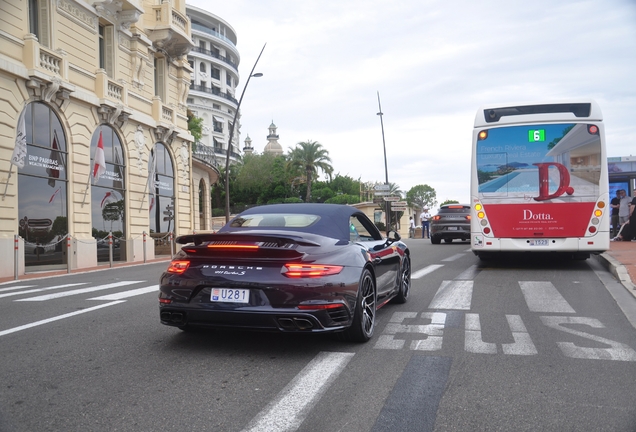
[594,253,636,299]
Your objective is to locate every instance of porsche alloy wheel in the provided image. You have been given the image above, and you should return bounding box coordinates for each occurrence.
[344,269,376,342]
[393,256,411,304]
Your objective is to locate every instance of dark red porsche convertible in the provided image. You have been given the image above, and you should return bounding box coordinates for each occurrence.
[159,203,411,342]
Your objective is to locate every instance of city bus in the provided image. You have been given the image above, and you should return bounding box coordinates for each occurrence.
[470,100,609,260]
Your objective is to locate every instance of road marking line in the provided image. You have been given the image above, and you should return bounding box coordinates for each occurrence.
[441,253,465,262]
[519,281,575,313]
[87,285,158,300]
[411,264,443,279]
[242,351,354,432]
[428,280,473,310]
[15,281,144,301]
[455,264,478,280]
[0,301,125,337]
[0,285,36,293]
[0,283,86,299]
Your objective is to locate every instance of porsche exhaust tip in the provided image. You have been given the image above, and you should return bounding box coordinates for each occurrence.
[277,317,315,331]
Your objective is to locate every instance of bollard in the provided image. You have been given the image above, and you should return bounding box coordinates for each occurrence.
[170,232,175,257]
[143,231,147,263]
[108,231,113,268]
[14,235,19,281]
[66,234,71,274]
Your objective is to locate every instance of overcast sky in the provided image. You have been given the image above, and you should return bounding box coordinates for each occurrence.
[187,0,636,206]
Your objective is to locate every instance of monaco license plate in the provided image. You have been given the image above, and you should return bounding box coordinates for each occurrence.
[211,288,250,303]
[529,239,549,246]
[447,226,458,230]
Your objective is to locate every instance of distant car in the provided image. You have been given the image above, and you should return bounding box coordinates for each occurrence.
[430,204,471,244]
[159,203,411,342]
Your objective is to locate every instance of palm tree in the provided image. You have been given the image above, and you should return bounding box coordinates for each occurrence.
[286,140,333,202]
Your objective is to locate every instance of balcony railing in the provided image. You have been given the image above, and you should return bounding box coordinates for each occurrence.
[190,46,237,70]
[189,84,238,104]
[191,24,236,48]
[193,145,241,167]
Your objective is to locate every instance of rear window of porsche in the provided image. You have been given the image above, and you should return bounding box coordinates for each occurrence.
[229,213,320,228]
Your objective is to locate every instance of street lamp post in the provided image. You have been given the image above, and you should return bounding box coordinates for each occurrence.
[376,91,390,235]
[224,43,266,223]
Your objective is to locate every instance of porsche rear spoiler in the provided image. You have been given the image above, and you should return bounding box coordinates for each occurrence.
[175,232,321,247]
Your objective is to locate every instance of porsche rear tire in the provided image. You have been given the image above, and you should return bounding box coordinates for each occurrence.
[392,256,410,304]
[343,269,376,343]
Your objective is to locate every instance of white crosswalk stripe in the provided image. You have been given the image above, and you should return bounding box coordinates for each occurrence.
[0,283,86,299]
[518,281,575,313]
[87,285,158,300]
[0,285,36,293]
[427,280,473,310]
[411,264,443,279]
[15,281,144,301]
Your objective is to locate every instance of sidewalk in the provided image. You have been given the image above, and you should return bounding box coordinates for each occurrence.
[595,241,636,298]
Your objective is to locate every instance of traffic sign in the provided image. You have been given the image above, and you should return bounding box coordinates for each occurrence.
[163,217,172,221]
[373,197,385,204]
[383,196,400,202]
[391,206,407,212]
[373,191,390,196]
[374,184,390,191]
[391,201,407,206]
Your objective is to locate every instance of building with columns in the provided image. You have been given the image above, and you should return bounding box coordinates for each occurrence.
[0,0,222,277]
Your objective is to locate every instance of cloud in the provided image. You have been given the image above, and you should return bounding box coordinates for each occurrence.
[189,0,636,207]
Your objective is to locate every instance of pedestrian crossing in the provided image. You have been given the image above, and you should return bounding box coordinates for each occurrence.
[1,260,635,363]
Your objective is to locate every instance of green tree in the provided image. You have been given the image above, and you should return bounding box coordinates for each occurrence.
[187,109,203,151]
[406,184,437,210]
[286,140,333,202]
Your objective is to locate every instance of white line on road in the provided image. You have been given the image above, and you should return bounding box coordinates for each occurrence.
[242,351,355,432]
[441,253,465,262]
[411,264,444,280]
[428,280,474,310]
[0,285,36,293]
[0,283,87,299]
[87,285,158,300]
[14,281,144,302]
[519,281,575,313]
[455,265,478,280]
[0,301,125,337]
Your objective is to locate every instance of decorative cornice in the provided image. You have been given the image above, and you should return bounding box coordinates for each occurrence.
[57,0,98,32]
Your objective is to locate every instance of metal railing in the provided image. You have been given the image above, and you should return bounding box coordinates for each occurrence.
[189,84,238,104]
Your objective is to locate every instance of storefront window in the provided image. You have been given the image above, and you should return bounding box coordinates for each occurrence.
[91,125,126,262]
[17,102,68,268]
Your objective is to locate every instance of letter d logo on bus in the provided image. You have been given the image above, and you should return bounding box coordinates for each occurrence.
[532,163,575,201]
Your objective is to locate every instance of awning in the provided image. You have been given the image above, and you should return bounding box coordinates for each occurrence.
[213,116,225,123]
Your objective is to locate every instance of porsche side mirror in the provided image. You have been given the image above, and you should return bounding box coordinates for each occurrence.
[387,230,401,242]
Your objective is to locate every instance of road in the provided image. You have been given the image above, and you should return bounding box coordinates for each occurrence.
[1,240,636,431]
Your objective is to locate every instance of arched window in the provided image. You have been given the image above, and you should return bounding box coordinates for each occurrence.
[199,62,206,73]
[91,125,126,262]
[148,143,175,234]
[17,102,68,268]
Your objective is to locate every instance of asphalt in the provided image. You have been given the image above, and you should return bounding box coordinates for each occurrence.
[1,246,635,301]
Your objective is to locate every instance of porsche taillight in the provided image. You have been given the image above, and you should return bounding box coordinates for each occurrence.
[282,264,343,278]
[207,244,259,250]
[167,260,190,274]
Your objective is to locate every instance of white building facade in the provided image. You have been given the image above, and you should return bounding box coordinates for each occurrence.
[186,6,241,168]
